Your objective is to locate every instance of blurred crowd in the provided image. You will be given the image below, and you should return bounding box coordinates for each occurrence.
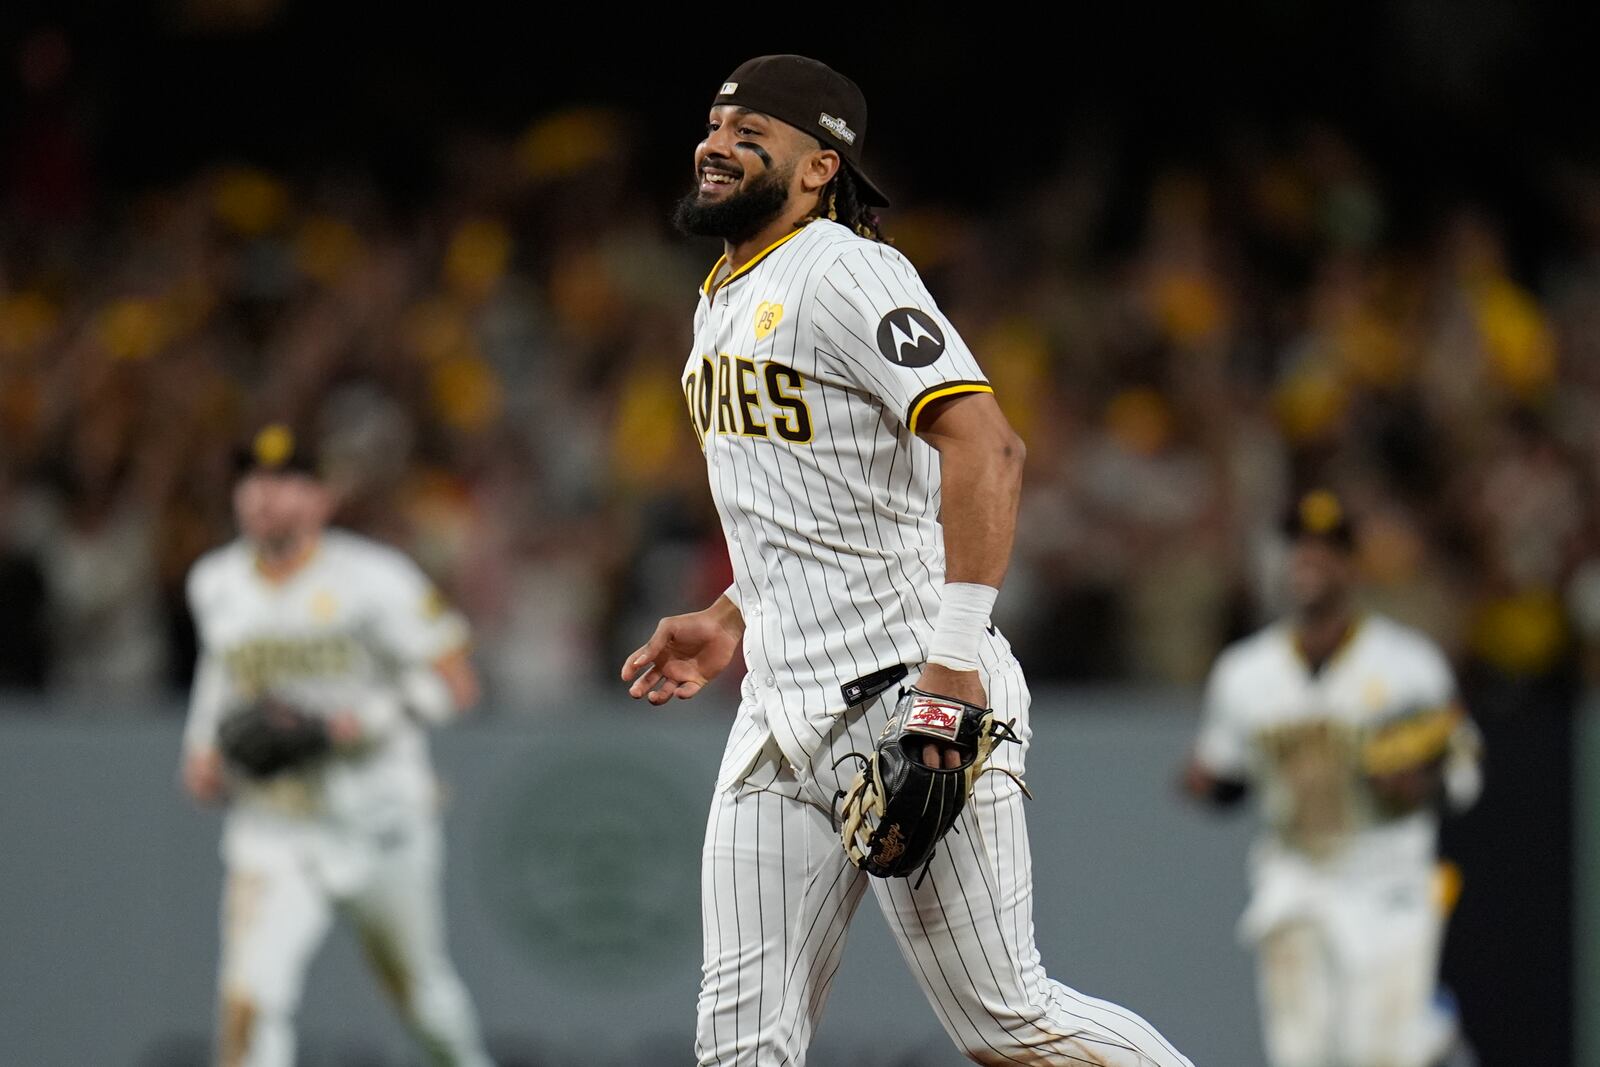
[5,56,1600,711]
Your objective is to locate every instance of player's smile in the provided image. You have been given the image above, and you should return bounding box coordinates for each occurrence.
[698,161,743,197]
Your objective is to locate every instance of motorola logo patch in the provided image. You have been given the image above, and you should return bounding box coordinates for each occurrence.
[875,308,945,367]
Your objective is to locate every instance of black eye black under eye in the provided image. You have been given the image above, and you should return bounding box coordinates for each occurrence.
[736,141,773,166]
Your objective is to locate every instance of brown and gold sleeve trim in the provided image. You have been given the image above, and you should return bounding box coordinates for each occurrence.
[906,380,994,433]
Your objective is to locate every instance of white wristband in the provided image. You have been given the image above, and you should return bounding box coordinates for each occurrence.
[350,692,405,739]
[927,582,998,671]
[721,581,743,612]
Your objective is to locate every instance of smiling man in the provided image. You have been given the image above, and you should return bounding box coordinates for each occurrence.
[623,54,1193,1067]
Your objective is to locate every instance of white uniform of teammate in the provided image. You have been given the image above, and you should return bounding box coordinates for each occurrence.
[184,529,492,1067]
[1194,614,1482,1067]
[681,217,1193,1066]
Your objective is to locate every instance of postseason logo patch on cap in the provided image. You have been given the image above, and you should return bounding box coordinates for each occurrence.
[818,112,856,145]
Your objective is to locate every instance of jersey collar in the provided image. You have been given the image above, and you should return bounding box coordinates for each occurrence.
[252,533,324,586]
[701,223,811,299]
[1290,612,1365,676]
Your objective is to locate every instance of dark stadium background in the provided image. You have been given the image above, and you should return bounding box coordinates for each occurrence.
[3,2,1597,1064]
[12,5,1596,241]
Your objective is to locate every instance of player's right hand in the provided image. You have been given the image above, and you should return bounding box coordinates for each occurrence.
[622,600,744,705]
[182,747,225,804]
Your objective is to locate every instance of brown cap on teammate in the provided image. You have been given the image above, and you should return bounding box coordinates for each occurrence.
[713,55,890,208]
[233,423,322,479]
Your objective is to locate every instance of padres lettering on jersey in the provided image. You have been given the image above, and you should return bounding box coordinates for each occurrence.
[682,354,812,444]
[225,636,361,694]
[682,220,995,773]
[1256,717,1362,853]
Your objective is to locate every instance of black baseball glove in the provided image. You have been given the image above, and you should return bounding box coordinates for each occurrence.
[217,697,332,779]
[832,686,1028,884]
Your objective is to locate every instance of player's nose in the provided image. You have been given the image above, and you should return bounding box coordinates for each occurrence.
[701,124,741,160]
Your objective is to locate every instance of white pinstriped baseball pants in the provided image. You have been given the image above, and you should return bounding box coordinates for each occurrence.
[695,660,1194,1067]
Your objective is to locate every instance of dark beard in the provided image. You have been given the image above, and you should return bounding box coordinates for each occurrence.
[672,164,793,244]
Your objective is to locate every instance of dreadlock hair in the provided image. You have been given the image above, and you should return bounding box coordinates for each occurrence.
[805,165,887,243]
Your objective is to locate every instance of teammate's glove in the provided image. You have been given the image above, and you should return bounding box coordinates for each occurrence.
[1362,704,1460,778]
[832,687,1028,884]
[1362,703,1462,816]
[217,697,332,779]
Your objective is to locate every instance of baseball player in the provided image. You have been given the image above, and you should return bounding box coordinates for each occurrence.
[622,55,1193,1067]
[180,425,494,1067]
[1183,491,1484,1067]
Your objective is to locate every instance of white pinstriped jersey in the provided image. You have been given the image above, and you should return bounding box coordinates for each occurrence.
[683,224,1192,1067]
[1195,614,1476,874]
[683,219,995,778]
[183,530,469,830]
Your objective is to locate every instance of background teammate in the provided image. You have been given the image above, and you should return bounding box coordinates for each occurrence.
[1184,491,1483,1067]
[181,425,494,1067]
[623,54,1193,1067]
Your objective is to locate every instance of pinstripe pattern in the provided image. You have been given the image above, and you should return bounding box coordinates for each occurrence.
[687,221,981,782]
[686,221,1191,1065]
[696,634,1192,1066]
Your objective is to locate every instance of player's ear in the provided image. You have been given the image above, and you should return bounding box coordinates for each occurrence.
[798,148,840,196]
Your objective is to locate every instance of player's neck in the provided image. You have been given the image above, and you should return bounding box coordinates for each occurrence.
[722,205,815,277]
[254,532,323,584]
[1292,603,1357,673]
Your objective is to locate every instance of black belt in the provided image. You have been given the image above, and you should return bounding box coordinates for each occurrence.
[841,663,909,707]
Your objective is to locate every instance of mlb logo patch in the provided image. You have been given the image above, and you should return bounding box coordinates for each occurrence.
[720,82,739,95]
[906,697,961,740]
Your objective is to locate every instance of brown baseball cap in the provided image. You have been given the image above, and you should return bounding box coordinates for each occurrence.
[233,423,321,479]
[1283,489,1356,551]
[713,54,890,208]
